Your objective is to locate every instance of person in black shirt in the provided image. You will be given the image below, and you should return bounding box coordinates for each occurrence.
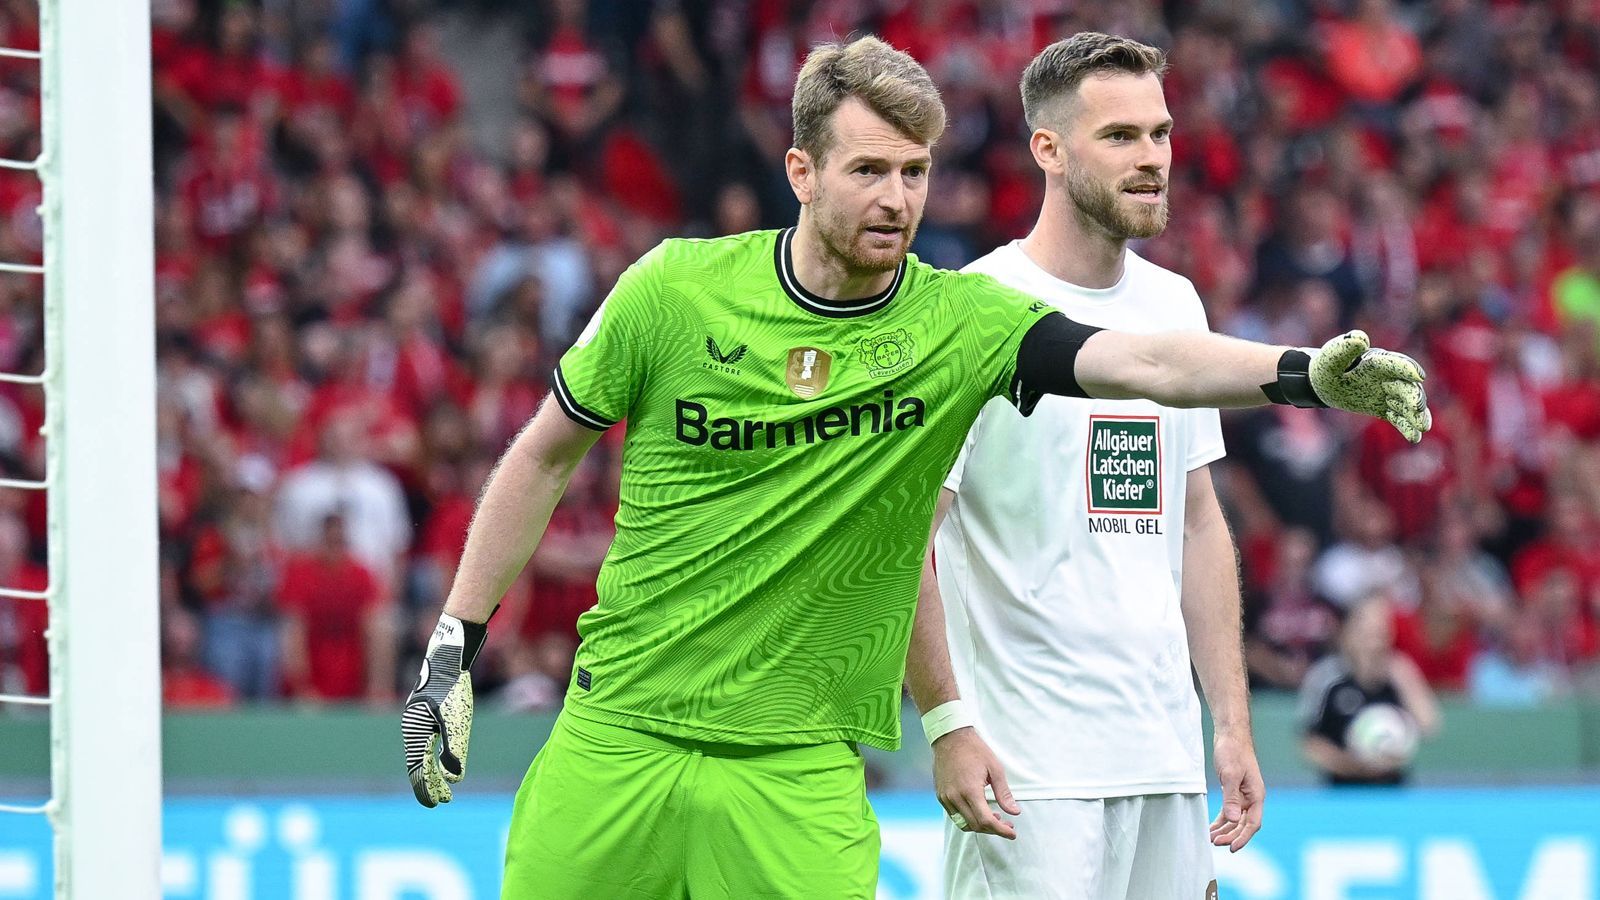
[1298,596,1441,785]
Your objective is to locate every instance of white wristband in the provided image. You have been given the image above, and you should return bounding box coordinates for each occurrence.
[921,700,974,745]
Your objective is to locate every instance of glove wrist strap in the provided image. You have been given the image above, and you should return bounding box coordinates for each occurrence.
[459,616,490,670]
[432,607,496,671]
[1261,348,1327,409]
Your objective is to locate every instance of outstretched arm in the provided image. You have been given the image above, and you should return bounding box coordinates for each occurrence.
[1075,329,1287,408]
[1016,317,1431,443]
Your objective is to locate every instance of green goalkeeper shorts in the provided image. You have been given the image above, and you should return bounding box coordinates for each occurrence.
[500,710,880,899]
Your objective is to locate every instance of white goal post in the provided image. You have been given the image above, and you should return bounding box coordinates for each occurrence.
[40,0,160,896]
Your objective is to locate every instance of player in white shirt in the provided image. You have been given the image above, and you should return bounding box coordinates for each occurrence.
[906,33,1266,899]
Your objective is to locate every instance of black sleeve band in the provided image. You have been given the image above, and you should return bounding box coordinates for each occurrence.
[1010,313,1106,415]
[551,364,619,431]
[1261,349,1328,408]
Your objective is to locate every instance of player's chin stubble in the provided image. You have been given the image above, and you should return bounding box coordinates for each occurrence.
[1066,164,1168,240]
[814,190,917,275]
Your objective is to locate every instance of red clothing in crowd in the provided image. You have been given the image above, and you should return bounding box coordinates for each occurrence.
[1322,17,1421,105]
[1392,606,1479,691]
[278,550,382,700]
[419,492,474,572]
[178,123,278,252]
[396,58,462,128]
[1357,416,1454,541]
[1511,538,1600,600]
[1541,377,1600,442]
[1425,308,1498,425]
[164,667,237,709]
[281,66,356,124]
[520,501,613,641]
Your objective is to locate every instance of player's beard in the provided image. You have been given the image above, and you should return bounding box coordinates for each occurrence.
[1065,160,1168,240]
[812,182,919,276]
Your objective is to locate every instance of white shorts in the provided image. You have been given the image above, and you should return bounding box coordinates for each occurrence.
[942,793,1216,900]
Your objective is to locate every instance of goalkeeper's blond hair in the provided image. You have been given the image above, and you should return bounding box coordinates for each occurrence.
[790,36,946,164]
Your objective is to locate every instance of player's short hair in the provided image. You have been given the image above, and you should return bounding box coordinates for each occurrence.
[1020,32,1169,130]
[791,36,946,164]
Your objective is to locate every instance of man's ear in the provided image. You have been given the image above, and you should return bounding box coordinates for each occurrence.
[1029,128,1066,177]
[786,147,815,204]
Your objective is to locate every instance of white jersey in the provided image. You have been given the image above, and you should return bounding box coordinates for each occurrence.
[936,242,1225,799]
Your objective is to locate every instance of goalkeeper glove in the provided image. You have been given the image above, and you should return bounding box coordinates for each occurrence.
[1265,330,1431,444]
[402,611,492,808]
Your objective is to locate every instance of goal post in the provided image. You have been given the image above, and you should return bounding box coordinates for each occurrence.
[42,0,161,897]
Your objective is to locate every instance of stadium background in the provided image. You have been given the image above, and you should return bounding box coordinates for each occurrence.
[4,0,1600,896]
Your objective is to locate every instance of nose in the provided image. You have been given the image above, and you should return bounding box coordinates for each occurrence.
[878,176,906,216]
[1136,135,1168,178]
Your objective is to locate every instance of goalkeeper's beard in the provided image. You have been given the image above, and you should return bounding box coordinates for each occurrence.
[811,183,919,276]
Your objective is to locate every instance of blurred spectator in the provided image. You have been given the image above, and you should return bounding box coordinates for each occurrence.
[1511,491,1600,601]
[1254,186,1364,326]
[468,200,595,347]
[1355,406,1456,542]
[1523,567,1600,670]
[188,457,281,700]
[519,0,625,159]
[278,513,394,702]
[1393,565,1483,691]
[275,415,411,590]
[1243,527,1340,691]
[1313,493,1417,611]
[1468,606,1570,707]
[1429,504,1514,628]
[1321,0,1423,108]
[1300,598,1441,785]
[162,607,236,710]
[1222,405,1343,545]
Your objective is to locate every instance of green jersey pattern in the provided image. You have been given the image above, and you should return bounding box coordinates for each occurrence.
[553,228,1054,749]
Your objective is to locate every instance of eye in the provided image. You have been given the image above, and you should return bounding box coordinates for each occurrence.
[1153,128,1172,141]
[855,164,877,176]
[1107,131,1132,143]
[905,165,927,178]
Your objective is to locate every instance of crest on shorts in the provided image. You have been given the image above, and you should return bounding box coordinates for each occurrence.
[786,347,832,398]
[857,329,915,378]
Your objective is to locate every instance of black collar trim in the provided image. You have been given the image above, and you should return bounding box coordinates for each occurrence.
[773,227,905,319]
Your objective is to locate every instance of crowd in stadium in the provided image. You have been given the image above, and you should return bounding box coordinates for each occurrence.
[1,0,1599,714]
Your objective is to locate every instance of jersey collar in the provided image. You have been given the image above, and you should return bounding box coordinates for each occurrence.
[773,227,906,318]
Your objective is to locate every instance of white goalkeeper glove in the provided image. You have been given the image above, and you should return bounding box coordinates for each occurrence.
[402,611,492,808]
[1267,330,1432,444]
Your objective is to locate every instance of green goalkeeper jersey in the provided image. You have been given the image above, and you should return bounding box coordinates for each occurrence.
[552,227,1054,749]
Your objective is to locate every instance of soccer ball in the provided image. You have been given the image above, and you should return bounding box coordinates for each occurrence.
[1344,703,1419,766]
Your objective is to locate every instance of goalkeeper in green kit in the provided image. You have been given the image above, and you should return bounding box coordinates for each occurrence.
[401,36,1430,899]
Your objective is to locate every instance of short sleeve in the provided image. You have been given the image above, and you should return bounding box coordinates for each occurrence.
[1181,279,1226,469]
[943,408,984,493]
[1187,408,1226,471]
[551,244,663,430]
[951,273,1057,407]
